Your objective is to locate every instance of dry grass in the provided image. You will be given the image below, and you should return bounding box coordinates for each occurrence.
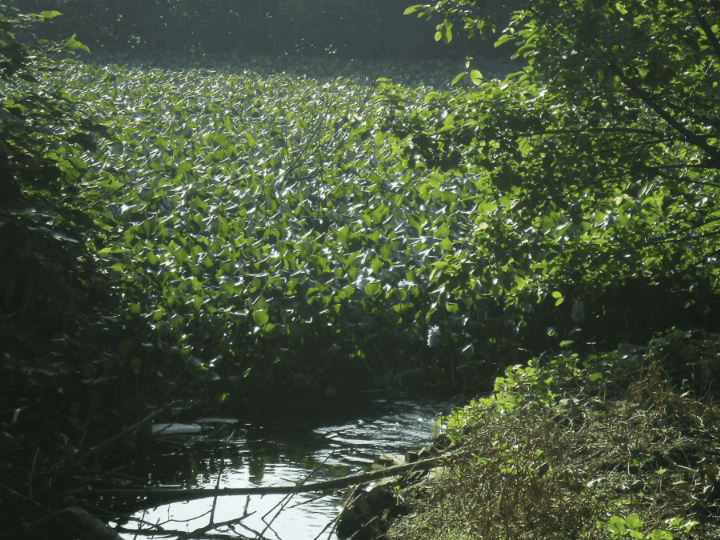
[386,363,720,539]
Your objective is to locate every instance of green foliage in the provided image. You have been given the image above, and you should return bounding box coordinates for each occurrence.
[0,1,123,499]
[421,340,713,540]
[0,4,108,374]
[33,23,717,398]
[4,1,720,532]
[0,7,215,505]
[596,513,698,539]
[0,23,521,489]
[439,339,686,443]
[60,60,509,390]
[442,353,592,441]
[380,0,720,355]
[8,0,719,413]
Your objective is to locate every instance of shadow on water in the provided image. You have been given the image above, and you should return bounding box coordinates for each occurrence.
[113,391,458,540]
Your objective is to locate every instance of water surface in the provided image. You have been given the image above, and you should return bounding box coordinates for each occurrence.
[116,393,455,540]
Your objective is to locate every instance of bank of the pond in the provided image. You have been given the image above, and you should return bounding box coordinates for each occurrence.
[349,357,720,540]
[6,334,720,540]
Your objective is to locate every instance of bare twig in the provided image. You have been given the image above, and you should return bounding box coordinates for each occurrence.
[174,510,257,540]
[63,400,179,472]
[210,429,236,526]
[258,452,334,539]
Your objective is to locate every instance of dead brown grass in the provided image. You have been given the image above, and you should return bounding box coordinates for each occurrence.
[386,363,720,539]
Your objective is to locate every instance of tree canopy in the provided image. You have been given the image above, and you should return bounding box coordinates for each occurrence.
[379,0,720,349]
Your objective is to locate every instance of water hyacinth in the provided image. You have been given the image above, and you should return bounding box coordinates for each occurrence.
[44,55,511,392]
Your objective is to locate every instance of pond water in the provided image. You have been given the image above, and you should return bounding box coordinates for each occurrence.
[115,392,457,540]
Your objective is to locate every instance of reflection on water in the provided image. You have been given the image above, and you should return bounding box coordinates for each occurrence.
[117,394,455,540]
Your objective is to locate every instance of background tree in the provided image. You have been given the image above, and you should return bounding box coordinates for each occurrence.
[0,7,187,526]
[379,0,720,356]
[0,5,108,393]
[0,0,105,508]
[10,0,512,61]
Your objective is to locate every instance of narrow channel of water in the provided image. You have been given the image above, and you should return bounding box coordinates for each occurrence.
[115,393,456,540]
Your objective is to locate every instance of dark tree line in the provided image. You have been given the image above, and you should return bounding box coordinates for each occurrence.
[10,0,512,61]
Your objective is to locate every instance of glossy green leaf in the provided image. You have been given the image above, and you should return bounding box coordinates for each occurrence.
[253,310,269,326]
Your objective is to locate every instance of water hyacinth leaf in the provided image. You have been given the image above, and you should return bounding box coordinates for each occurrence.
[365,282,382,297]
[427,172,443,188]
[252,310,269,326]
[337,225,350,243]
[343,285,355,297]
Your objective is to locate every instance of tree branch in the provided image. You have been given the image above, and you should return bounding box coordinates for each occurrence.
[614,68,720,164]
[634,225,720,247]
[694,9,720,61]
[526,4,720,164]
[651,167,720,189]
[81,456,446,505]
[538,127,668,137]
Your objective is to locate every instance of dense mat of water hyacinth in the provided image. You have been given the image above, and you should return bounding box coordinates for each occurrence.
[53,55,513,391]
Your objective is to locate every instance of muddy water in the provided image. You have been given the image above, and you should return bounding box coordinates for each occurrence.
[115,393,456,540]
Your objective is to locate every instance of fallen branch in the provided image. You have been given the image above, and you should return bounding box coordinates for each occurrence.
[83,456,444,505]
[257,451,333,538]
